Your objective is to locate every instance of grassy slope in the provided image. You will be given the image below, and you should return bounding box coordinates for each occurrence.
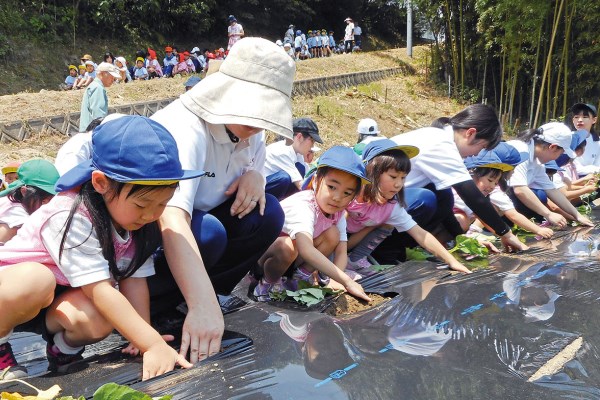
[0,46,464,162]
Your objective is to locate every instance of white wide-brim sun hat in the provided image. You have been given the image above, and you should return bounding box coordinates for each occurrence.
[180,37,296,139]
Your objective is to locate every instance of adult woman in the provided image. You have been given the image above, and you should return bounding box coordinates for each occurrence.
[150,38,295,364]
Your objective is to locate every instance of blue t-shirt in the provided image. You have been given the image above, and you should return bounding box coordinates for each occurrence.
[64,75,77,85]
[134,67,148,79]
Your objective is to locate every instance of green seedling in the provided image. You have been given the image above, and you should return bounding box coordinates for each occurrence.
[406,247,431,261]
[271,280,341,306]
[371,264,396,272]
[448,234,488,258]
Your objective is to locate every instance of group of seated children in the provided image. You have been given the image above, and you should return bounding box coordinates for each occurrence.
[61,47,209,89]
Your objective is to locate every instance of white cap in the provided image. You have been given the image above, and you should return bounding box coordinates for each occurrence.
[538,122,576,158]
[191,46,200,53]
[275,39,283,46]
[357,118,380,135]
[96,62,121,78]
[283,42,292,48]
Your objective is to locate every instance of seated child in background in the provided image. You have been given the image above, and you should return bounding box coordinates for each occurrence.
[146,48,163,78]
[0,159,59,244]
[354,118,383,155]
[0,116,202,380]
[115,57,131,83]
[72,65,86,89]
[254,146,371,302]
[299,44,311,60]
[59,65,78,91]
[133,57,148,80]
[547,130,598,204]
[183,51,195,73]
[469,143,554,239]
[75,61,96,89]
[172,53,189,76]
[1,162,20,190]
[570,103,599,176]
[345,140,471,276]
[506,122,594,228]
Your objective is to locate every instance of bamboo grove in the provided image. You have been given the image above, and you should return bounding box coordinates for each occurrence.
[413,0,600,131]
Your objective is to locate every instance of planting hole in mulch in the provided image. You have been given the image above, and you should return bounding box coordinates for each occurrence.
[324,292,394,316]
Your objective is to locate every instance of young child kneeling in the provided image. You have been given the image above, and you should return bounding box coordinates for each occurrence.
[255,146,371,302]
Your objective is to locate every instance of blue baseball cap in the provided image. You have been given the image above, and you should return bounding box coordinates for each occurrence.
[362,138,419,163]
[571,129,588,150]
[571,103,597,117]
[56,116,205,191]
[464,145,516,172]
[488,142,527,167]
[317,146,370,184]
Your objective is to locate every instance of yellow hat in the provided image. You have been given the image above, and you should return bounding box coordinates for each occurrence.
[78,64,86,70]
[2,161,20,175]
[136,57,145,63]
[68,64,77,71]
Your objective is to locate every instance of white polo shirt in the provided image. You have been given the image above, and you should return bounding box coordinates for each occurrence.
[151,99,266,216]
[264,140,304,184]
[390,126,471,190]
[489,187,515,212]
[506,140,557,191]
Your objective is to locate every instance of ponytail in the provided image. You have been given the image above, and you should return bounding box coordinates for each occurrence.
[432,104,502,149]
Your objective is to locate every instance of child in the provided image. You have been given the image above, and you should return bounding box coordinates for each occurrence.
[227,15,244,50]
[146,48,163,78]
[162,46,178,77]
[294,30,303,59]
[506,122,593,227]
[570,103,599,175]
[346,140,472,275]
[60,65,78,90]
[172,53,189,76]
[0,116,202,380]
[1,162,20,189]
[183,51,195,73]
[255,146,371,302]
[321,30,331,57]
[115,56,131,83]
[133,57,148,80]
[299,44,311,60]
[354,118,382,155]
[0,159,59,244]
[72,65,87,89]
[468,143,555,239]
[75,60,96,89]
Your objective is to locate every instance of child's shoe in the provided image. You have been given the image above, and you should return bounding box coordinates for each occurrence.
[0,342,27,380]
[46,342,84,373]
[287,267,317,291]
[252,278,286,302]
[343,269,363,281]
[346,257,375,276]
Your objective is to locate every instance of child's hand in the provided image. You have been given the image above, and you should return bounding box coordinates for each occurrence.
[547,212,567,228]
[326,279,346,292]
[477,239,499,253]
[142,341,193,381]
[535,227,554,239]
[344,280,371,302]
[448,261,472,274]
[122,334,176,356]
[576,214,594,227]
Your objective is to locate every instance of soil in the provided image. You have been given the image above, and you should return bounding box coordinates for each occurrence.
[325,293,390,316]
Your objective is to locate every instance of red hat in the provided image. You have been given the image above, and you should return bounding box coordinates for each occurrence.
[178,53,185,62]
[165,46,173,52]
[183,51,190,56]
[147,48,157,60]
[207,52,216,59]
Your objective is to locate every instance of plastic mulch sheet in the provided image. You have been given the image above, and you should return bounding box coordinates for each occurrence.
[5,218,600,399]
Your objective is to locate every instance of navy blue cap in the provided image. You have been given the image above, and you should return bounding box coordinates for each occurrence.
[362,138,419,163]
[293,117,323,144]
[56,116,205,191]
[544,160,564,172]
[571,103,597,117]
[317,146,370,184]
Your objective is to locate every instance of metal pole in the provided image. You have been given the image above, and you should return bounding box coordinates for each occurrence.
[407,0,413,58]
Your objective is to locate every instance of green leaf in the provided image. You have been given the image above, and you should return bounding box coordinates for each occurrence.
[449,235,488,258]
[93,382,172,400]
[371,264,396,272]
[405,247,430,261]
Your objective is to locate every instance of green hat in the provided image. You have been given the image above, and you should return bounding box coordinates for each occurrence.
[0,159,59,197]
